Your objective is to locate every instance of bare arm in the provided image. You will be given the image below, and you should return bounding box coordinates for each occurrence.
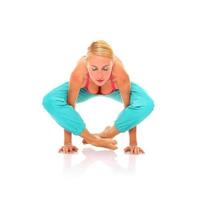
[64,130,72,145]
[113,58,144,154]
[129,127,137,146]
[113,57,131,107]
[64,58,85,145]
[67,57,86,108]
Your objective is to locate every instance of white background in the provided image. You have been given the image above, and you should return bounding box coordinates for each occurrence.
[0,0,200,199]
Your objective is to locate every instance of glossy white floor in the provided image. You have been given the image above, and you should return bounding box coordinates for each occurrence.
[0,0,199,199]
[1,92,199,200]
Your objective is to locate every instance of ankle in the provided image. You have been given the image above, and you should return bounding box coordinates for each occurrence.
[80,129,98,143]
[104,126,119,138]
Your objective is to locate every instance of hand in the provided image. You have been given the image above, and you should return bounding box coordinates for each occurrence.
[58,144,78,154]
[124,145,144,155]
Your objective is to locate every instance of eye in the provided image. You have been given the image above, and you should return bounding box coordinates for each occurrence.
[92,67,97,71]
[102,67,109,71]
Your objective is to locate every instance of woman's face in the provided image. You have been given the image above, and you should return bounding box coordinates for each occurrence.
[86,55,114,86]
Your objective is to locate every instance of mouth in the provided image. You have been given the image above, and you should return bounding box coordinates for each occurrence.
[97,80,104,82]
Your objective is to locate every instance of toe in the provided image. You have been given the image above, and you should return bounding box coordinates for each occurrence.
[105,126,111,130]
[82,139,87,144]
[110,144,118,150]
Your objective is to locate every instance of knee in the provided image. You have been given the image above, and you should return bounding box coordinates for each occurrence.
[42,92,55,111]
[143,96,155,114]
[130,95,155,114]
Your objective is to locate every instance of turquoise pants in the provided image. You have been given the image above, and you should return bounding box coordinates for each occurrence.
[42,81,154,136]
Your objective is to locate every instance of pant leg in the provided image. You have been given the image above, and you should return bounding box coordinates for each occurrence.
[42,81,97,135]
[105,81,155,133]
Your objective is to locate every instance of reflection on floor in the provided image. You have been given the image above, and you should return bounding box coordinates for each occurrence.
[61,147,137,177]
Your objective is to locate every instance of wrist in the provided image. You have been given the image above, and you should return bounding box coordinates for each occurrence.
[64,142,72,146]
[129,142,137,146]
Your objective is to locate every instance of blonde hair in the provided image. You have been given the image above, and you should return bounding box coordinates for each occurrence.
[86,40,114,60]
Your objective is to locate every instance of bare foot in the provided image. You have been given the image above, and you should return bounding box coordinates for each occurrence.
[98,126,113,138]
[82,126,112,145]
[88,137,118,150]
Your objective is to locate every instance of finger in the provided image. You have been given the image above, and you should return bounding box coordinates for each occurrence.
[59,147,64,153]
[134,147,137,154]
[74,148,78,152]
[128,146,133,154]
[131,147,135,154]
[67,148,71,153]
[71,147,77,153]
[138,147,142,154]
[70,148,74,153]
[68,147,71,153]
[66,149,69,154]
[134,147,138,154]
[138,148,141,154]
[64,148,68,154]
[70,149,74,154]
[73,146,78,152]
[69,146,73,152]
[136,147,139,154]
[141,149,145,154]
[126,148,131,153]
[124,147,129,152]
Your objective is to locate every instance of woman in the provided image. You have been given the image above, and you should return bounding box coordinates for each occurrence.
[42,40,154,154]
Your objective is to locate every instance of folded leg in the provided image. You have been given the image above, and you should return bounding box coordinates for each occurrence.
[105,81,155,133]
[42,81,97,135]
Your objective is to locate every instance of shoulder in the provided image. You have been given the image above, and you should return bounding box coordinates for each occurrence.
[112,55,125,73]
[72,56,87,76]
[112,55,129,81]
[70,55,88,82]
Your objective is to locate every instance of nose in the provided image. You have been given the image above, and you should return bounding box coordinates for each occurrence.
[96,72,104,80]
